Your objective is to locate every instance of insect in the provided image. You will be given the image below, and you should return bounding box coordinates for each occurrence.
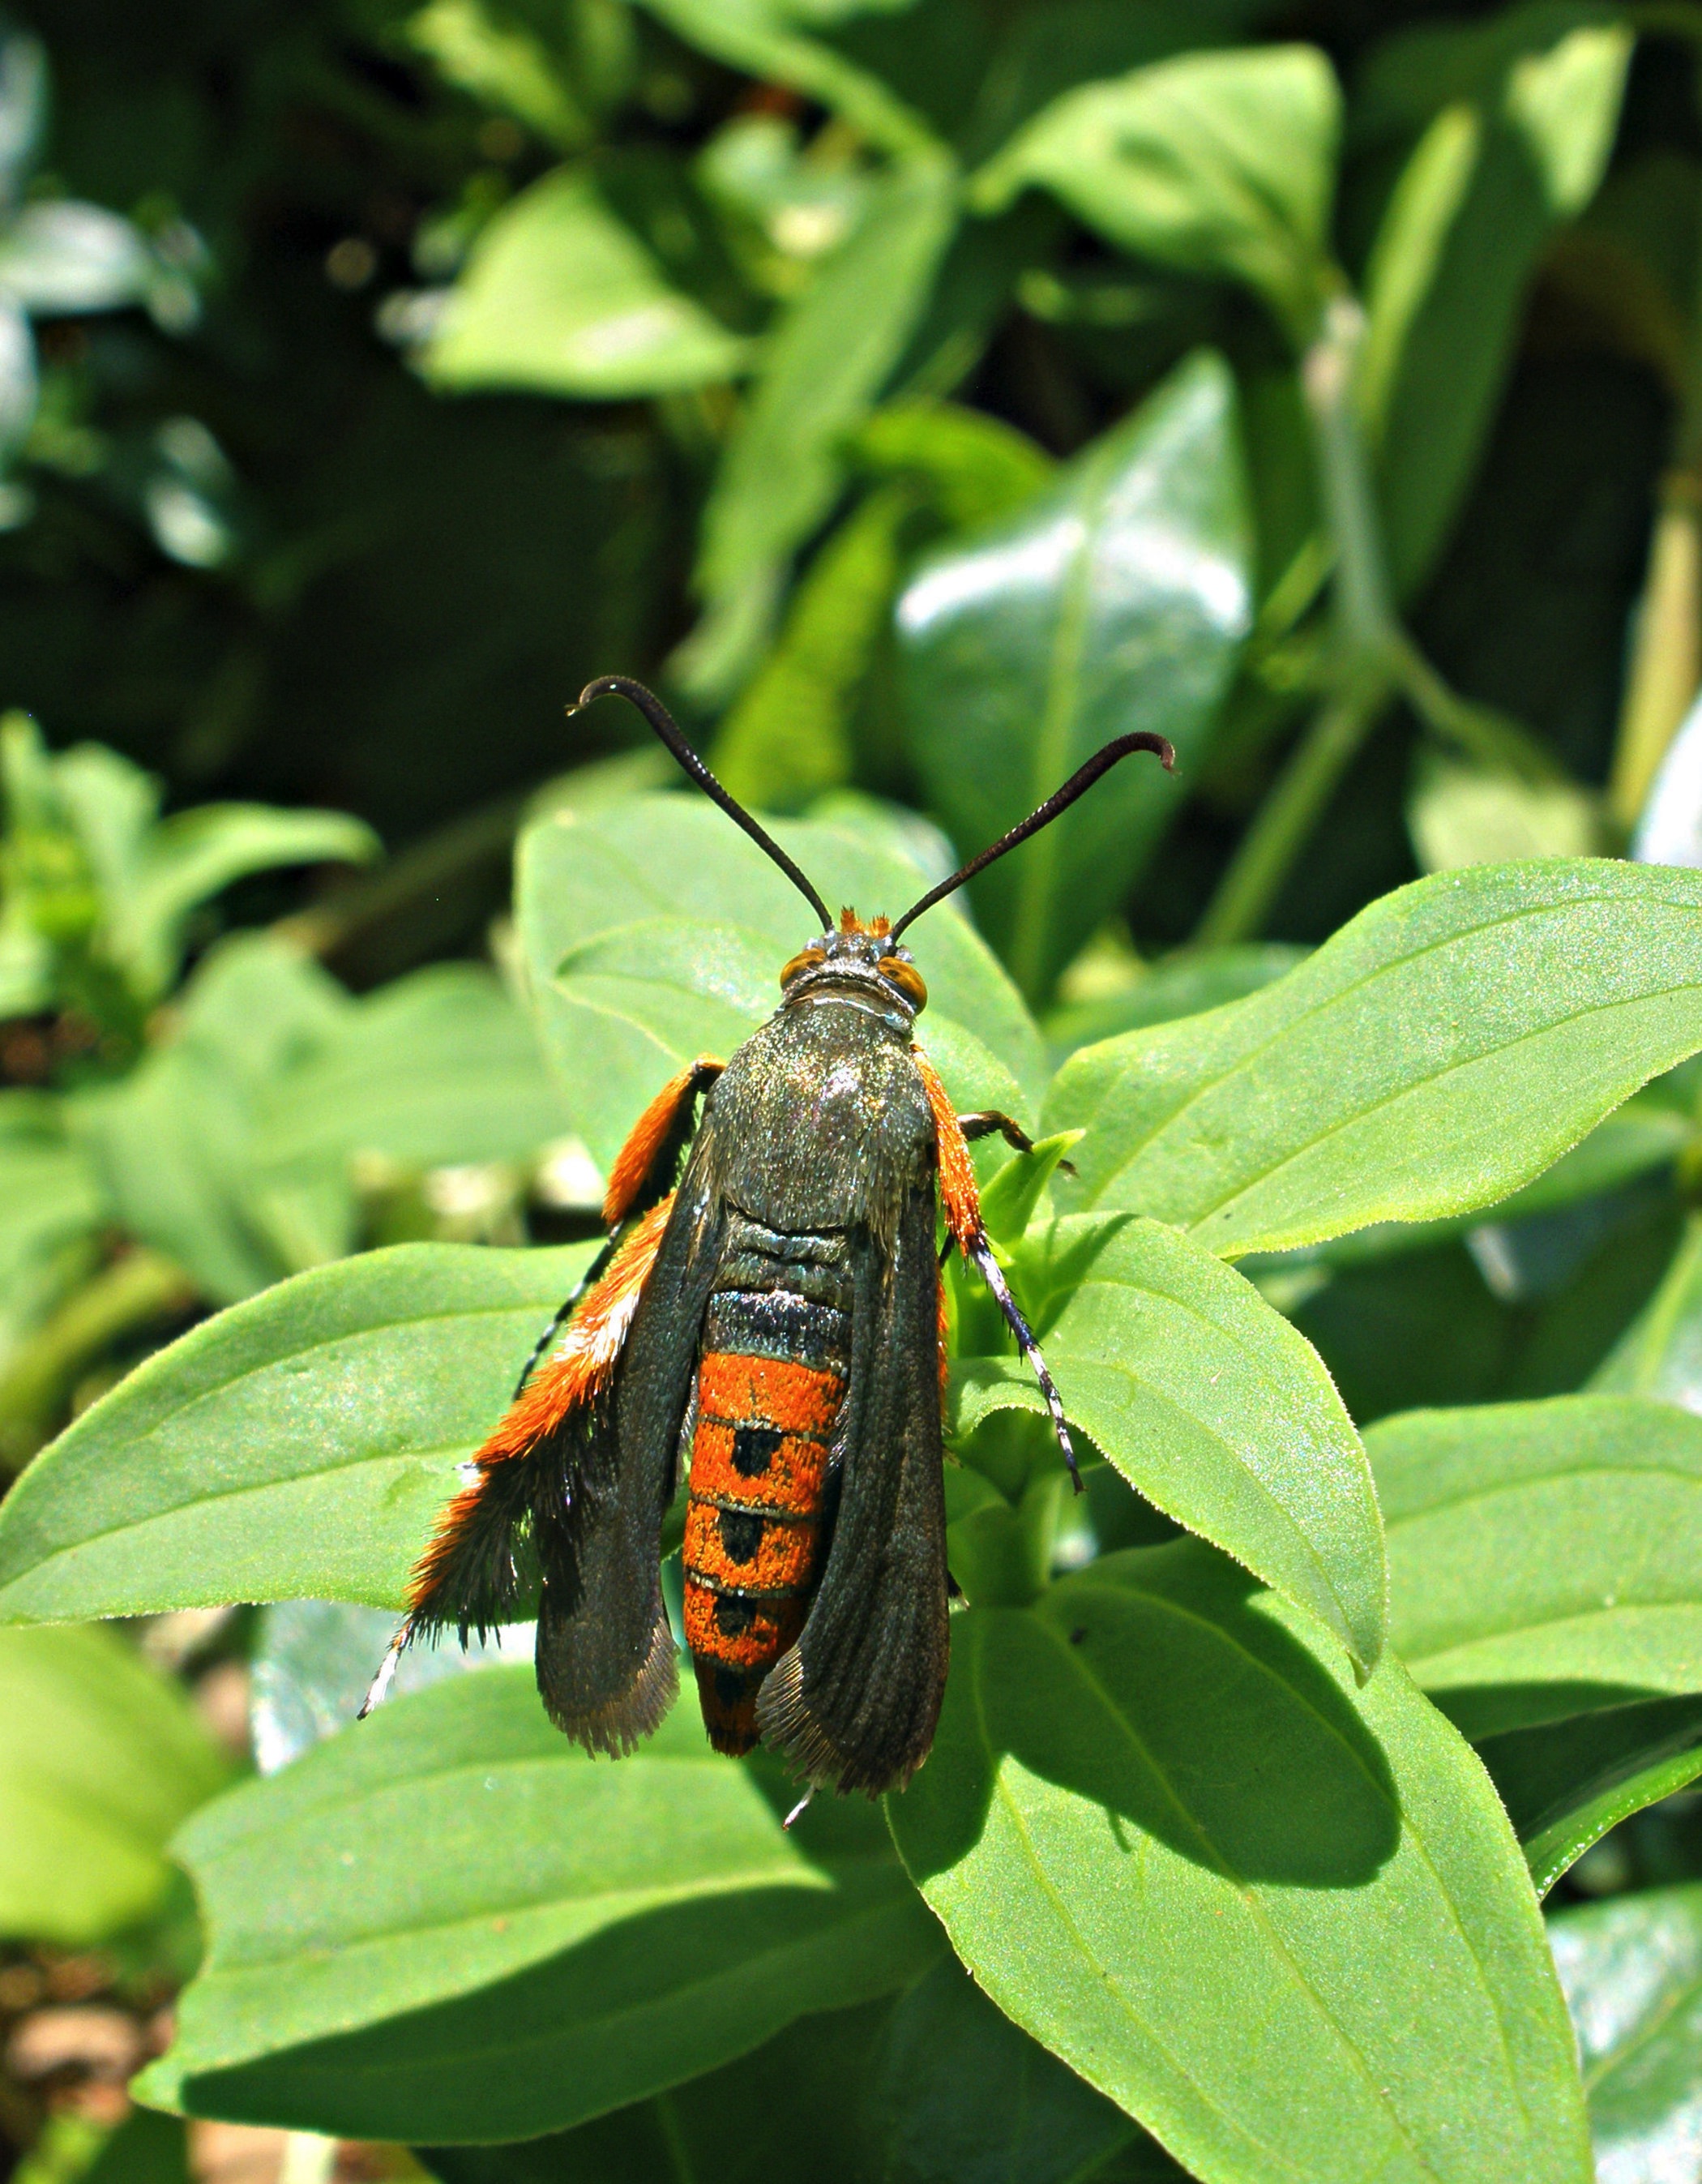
[362,677,1172,1797]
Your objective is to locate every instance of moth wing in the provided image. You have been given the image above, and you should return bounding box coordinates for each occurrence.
[535,1167,725,1753]
[755,1181,949,1795]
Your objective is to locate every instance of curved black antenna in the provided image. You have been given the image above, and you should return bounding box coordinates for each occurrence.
[889,730,1176,942]
[572,675,833,931]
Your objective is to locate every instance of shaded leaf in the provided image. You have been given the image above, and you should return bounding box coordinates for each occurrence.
[426,167,750,400]
[1595,1213,1702,1411]
[0,1625,231,1946]
[139,1673,940,2140]
[515,794,1045,1170]
[0,1240,596,1622]
[1549,1883,1702,2183]
[680,153,960,700]
[1043,942,1303,1061]
[1356,8,1632,595]
[972,45,1341,345]
[1049,860,1702,1258]
[1477,1693,1702,1895]
[0,202,155,315]
[1407,756,1598,874]
[955,1212,1384,1670]
[896,351,1251,1002]
[889,1540,1591,2184]
[1371,1395,1702,1738]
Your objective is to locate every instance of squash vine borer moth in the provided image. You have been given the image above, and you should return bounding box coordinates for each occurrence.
[363,677,1172,1797]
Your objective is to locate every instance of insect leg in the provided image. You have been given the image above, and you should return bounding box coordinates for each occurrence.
[958,1111,1076,1176]
[963,1231,1082,1494]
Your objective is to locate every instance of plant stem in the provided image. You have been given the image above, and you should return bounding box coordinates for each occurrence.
[0,1248,196,1476]
[1194,687,1387,947]
[1301,298,1398,664]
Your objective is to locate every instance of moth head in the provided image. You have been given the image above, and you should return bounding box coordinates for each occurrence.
[780,910,929,1017]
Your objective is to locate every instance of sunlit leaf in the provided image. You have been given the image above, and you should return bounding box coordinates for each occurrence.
[972,45,1341,345]
[1050,859,1702,1258]
[0,1241,596,1622]
[139,1673,940,2140]
[956,1212,1385,1670]
[889,1541,1591,2184]
[426,167,750,400]
[1372,1395,1702,1738]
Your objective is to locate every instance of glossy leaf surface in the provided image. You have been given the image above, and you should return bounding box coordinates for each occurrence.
[0,1625,230,1945]
[1550,1884,1702,2184]
[956,1212,1385,1669]
[1372,1395,1702,1738]
[896,351,1251,1002]
[1050,860,1702,1258]
[141,1673,940,2141]
[0,1241,595,1621]
[888,1541,1591,2184]
[516,794,1045,1169]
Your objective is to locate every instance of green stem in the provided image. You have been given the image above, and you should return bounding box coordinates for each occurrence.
[0,1249,196,1476]
[1194,687,1388,948]
[1392,635,1567,782]
[1301,298,1398,666]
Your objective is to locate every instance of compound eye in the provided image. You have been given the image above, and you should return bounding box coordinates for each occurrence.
[878,955,928,1012]
[780,945,827,990]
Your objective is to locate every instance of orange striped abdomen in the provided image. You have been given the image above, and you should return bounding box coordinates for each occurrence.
[682,1288,849,1754]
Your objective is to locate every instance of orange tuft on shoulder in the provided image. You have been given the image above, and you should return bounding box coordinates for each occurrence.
[913,1045,982,1253]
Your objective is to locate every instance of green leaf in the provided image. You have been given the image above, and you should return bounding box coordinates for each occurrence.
[1593,1212,1702,1407]
[0,1625,231,1946]
[0,1240,596,1623]
[139,1672,941,2141]
[0,1095,107,1315]
[1407,756,1599,874]
[853,398,1054,527]
[1477,1694,1702,1895]
[1042,943,1304,1061]
[956,1213,1384,1671]
[116,804,379,998]
[1049,860,1702,1259]
[977,1130,1080,1245]
[971,45,1341,347]
[633,0,941,161]
[515,794,1045,1170]
[679,153,960,702]
[1371,1395,1702,1739]
[888,1541,1592,2184]
[1549,1883,1702,2182]
[250,964,575,1174]
[709,482,919,813]
[425,167,751,400]
[406,0,596,152]
[896,351,1251,1004]
[419,1999,892,2184]
[1356,10,1631,597]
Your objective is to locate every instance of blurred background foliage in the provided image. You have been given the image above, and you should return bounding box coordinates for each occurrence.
[9,0,1702,2178]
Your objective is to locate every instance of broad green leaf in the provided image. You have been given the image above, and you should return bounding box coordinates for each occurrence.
[1549,1883,1702,2182]
[1477,1694,1702,1895]
[426,167,750,400]
[118,803,379,998]
[1043,943,1303,1060]
[1356,10,1631,596]
[680,153,960,701]
[250,964,575,1173]
[0,1240,596,1623]
[888,1541,1592,2184]
[515,795,1045,1170]
[971,46,1341,347]
[139,1672,940,2141]
[955,1213,1384,1670]
[634,0,940,161]
[0,1625,231,1946]
[1371,1396,1702,1739]
[853,399,1054,528]
[1407,756,1598,874]
[1049,860,1702,1259]
[896,351,1251,1003]
[0,1094,107,1299]
[407,0,596,152]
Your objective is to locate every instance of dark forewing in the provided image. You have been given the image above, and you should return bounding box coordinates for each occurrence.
[535,1165,725,1753]
[755,1182,949,1795]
